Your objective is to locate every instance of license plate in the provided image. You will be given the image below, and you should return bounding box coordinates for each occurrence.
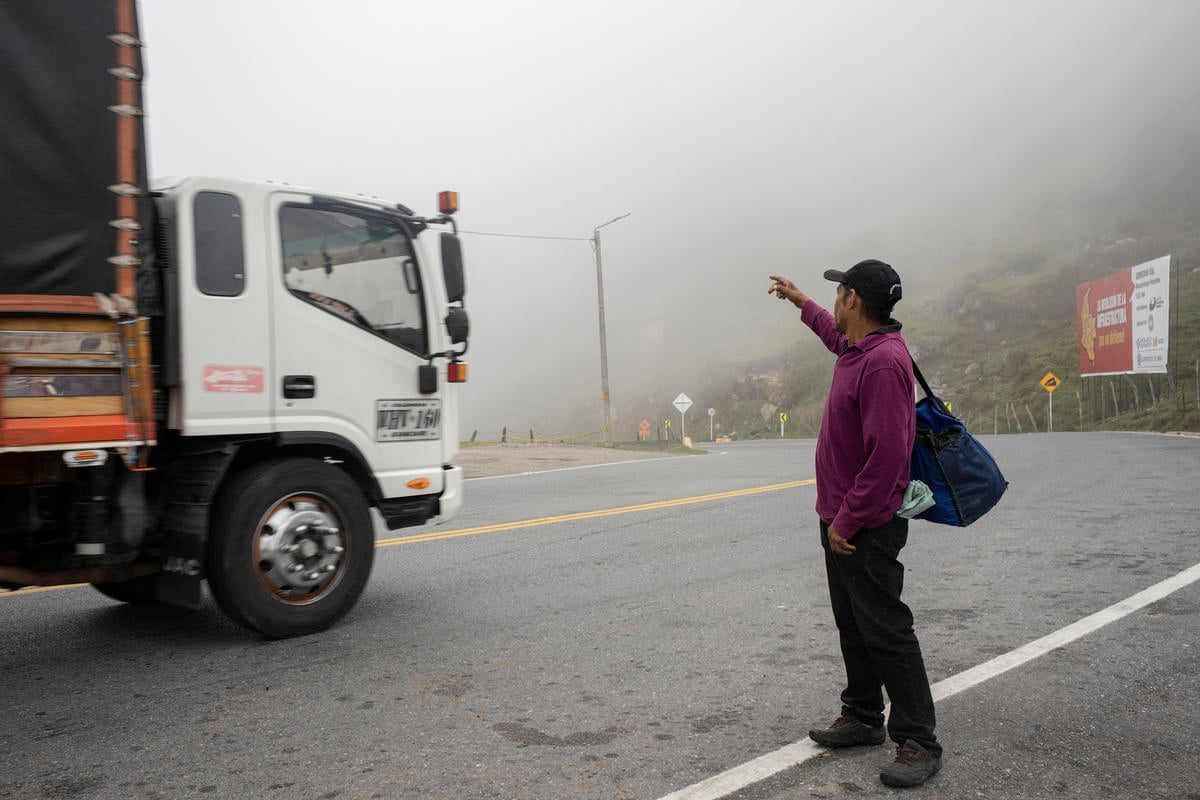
[375,399,442,441]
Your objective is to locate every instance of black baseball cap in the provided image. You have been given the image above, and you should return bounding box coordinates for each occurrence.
[823,259,903,313]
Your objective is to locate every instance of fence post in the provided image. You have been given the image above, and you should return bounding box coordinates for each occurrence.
[1123,375,1141,412]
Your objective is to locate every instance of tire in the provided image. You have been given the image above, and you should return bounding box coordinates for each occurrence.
[92,575,159,604]
[206,458,374,638]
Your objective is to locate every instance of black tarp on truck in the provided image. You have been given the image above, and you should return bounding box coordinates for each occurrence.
[0,0,150,302]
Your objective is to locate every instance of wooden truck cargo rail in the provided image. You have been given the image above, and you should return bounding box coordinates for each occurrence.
[0,307,155,451]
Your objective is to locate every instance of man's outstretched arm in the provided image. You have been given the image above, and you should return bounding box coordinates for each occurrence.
[769,275,845,355]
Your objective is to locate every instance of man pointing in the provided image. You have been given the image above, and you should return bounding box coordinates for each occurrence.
[768,260,942,788]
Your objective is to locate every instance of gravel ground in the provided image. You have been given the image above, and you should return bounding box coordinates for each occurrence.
[453,442,683,478]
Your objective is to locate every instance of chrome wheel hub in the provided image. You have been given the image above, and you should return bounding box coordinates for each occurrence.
[255,495,347,603]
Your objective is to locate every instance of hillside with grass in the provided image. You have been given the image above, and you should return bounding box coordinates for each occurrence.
[672,203,1200,441]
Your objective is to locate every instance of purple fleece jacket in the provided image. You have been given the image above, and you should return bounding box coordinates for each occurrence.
[800,299,915,539]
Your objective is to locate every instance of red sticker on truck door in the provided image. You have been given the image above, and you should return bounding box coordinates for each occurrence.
[203,365,265,393]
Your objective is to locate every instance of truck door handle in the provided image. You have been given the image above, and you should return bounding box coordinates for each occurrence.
[283,375,316,399]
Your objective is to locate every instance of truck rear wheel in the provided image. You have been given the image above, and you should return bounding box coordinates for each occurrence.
[207,458,374,638]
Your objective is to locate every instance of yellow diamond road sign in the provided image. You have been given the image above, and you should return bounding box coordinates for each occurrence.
[1040,372,1061,393]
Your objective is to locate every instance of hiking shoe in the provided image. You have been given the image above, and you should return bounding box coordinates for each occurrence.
[879,740,942,788]
[808,715,886,748]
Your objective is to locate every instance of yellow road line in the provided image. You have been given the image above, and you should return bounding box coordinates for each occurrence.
[375,479,814,548]
[0,583,87,598]
[1,479,815,596]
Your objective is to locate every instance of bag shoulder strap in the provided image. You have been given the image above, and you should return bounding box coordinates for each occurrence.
[910,356,954,417]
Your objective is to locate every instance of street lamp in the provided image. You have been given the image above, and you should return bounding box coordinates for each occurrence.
[592,213,630,447]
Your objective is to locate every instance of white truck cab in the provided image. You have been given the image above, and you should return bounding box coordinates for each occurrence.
[136,178,470,635]
[158,177,465,518]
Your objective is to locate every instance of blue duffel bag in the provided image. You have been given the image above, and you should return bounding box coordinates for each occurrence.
[910,359,1008,526]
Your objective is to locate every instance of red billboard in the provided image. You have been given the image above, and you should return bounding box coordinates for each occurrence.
[1076,256,1171,376]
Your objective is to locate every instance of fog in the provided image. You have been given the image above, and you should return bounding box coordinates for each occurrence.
[141,0,1200,438]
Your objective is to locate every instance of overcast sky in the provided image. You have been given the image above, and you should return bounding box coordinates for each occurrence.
[140,0,1200,437]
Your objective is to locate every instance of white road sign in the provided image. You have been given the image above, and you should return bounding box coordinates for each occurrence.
[708,407,716,417]
[673,393,693,414]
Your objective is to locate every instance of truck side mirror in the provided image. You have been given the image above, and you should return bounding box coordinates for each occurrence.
[440,233,465,304]
[444,306,469,345]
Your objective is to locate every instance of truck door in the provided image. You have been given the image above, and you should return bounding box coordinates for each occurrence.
[267,192,445,500]
[177,186,272,435]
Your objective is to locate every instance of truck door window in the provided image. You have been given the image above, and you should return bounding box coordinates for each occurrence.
[279,205,426,354]
[194,192,246,296]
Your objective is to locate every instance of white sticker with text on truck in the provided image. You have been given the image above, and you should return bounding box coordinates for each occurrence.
[376,399,442,441]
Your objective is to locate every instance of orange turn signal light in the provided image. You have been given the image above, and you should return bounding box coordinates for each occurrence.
[447,362,467,383]
[63,449,109,467]
[438,190,458,215]
[407,477,431,490]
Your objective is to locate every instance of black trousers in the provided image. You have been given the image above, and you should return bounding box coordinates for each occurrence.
[820,516,941,755]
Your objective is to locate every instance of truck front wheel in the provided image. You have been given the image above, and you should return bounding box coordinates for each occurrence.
[207,458,374,638]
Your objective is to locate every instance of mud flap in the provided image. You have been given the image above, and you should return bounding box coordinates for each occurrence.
[154,445,238,609]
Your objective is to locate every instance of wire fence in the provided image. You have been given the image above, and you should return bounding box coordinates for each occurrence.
[465,423,695,445]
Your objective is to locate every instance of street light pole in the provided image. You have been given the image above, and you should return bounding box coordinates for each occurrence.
[592,213,630,447]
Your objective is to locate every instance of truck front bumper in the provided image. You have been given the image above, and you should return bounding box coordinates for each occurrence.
[438,465,464,523]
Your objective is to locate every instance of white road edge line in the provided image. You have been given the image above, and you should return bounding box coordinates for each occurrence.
[465,453,723,482]
[654,560,1200,800]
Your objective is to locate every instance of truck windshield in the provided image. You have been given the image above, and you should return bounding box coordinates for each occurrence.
[279,205,426,353]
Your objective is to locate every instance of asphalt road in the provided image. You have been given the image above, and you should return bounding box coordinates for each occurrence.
[2,433,1198,800]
